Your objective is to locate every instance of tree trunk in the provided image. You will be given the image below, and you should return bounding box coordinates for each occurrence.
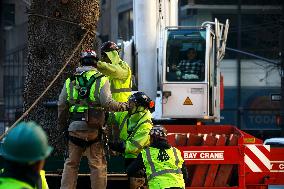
[23,0,100,155]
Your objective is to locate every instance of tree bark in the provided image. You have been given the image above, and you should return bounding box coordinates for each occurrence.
[23,0,100,155]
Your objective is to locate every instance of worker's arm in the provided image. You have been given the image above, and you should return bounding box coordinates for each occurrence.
[125,122,152,155]
[97,61,129,81]
[58,83,69,131]
[176,60,183,69]
[171,64,178,71]
[99,80,129,112]
[107,112,126,128]
[126,153,145,177]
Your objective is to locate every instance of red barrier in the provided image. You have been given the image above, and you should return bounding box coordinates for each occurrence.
[191,134,217,186]
[164,125,284,189]
[214,134,238,186]
[204,134,227,187]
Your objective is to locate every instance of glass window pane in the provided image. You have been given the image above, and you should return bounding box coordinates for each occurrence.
[3,3,15,27]
[118,9,133,41]
[194,0,281,5]
[241,87,280,128]
[166,29,206,82]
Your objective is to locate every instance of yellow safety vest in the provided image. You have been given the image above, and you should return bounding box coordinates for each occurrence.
[103,51,132,102]
[141,147,185,189]
[0,177,35,189]
[65,70,107,113]
[0,169,48,189]
[115,110,153,158]
[109,63,132,102]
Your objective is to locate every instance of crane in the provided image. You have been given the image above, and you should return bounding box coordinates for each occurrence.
[121,0,229,122]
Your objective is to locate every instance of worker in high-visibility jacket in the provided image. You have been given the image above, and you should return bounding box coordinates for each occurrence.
[127,126,188,189]
[109,92,154,166]
[98,41,132,102]
[58,50,129,189]
[109,92,154,189]
[0,169,48,189]
[0,121,53,189]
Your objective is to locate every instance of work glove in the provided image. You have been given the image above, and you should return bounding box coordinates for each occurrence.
[109,141,125,153]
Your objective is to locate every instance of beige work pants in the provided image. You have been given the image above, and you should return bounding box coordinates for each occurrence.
[129,177,147,189]
[60,131,107,189]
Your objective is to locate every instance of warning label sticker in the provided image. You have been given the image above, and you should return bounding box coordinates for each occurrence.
[243,138,256,143]
[183,97,193,105]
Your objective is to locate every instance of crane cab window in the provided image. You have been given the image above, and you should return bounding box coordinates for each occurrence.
[166,29,206,82]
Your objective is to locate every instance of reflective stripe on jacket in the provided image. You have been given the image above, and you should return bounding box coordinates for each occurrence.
[115,110,153,158]
[0,177,35,189]
[65,70,107,113]
[110,73,131,102]
[141,147,185,189]
[39,170,48,189]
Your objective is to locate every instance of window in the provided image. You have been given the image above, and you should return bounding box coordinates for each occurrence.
[3,47,27,124]
[118,9,133,41]
[180,0,189,6]
[214,14,280,59]
[186,9,197,16]
[166,29,206,82]
[3,3,15,27]
[194,0,281,5]
[241,14,280,59]
[241,0,282,5]
[194,0,237,5]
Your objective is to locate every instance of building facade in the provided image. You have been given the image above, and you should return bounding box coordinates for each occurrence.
[0,0,28,127]
[98,0,133,42]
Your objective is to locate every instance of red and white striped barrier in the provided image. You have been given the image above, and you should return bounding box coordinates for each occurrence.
[244,145,270,172]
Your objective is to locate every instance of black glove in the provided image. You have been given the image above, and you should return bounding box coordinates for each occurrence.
[109,141,125,153]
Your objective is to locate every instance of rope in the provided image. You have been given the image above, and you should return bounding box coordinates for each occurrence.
[28,13,97,30]
[28,13,81,26]
[0,30,90,141]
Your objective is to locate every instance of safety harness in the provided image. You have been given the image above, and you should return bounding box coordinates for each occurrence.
[68,134,101,148]
[68,71,105,147]
[71,72,104,100]
[69,72,105,120]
